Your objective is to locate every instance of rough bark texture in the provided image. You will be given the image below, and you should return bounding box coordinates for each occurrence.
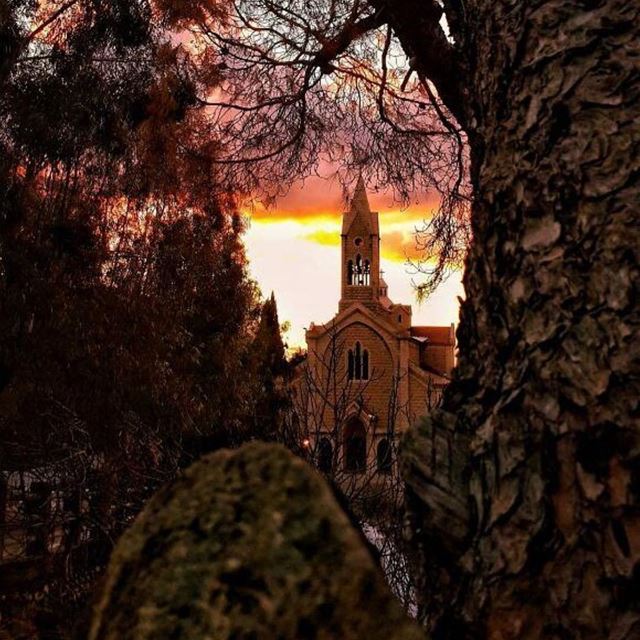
[88,442,424,640]
[401,1,640,638]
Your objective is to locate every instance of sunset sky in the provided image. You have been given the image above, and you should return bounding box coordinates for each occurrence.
[244,173,464,349]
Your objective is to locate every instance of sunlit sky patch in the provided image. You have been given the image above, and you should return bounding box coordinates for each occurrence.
[244,174,464,349]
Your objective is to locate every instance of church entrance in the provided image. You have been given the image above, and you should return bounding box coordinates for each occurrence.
[343,418,366,473]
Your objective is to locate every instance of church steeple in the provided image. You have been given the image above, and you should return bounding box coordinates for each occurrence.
[341,175,379,237]
[339,177,381,312]
[351,174,370,213]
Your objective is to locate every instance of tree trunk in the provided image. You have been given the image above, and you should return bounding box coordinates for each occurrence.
[401,1,640,638]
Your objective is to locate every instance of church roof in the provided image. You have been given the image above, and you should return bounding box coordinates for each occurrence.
[378,276,392,309]
[411,360,452,382]
[307,301,400,342]
[342,175,379,236]
[410,325,455,345]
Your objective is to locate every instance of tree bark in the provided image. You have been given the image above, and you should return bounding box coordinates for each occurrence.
[399,1,640,638]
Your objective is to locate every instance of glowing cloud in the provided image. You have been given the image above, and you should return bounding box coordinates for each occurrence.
[303,228,340,247]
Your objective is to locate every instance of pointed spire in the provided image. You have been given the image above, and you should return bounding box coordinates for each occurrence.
[350,173,371,213]
[342,174,378,236]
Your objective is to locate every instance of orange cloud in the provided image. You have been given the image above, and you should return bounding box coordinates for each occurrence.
[380,230,422,262]
[244,173,441,269]
[301,226,423,263]
[245,174,440,224]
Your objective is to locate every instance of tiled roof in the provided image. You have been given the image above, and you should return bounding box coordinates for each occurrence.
[410,325,454,345]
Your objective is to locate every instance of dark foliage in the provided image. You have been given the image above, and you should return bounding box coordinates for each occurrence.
[0,1,277,637]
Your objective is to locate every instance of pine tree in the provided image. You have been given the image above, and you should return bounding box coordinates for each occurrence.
[251,293,287,440]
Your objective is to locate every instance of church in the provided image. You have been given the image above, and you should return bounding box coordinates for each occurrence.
[293,177,455,477]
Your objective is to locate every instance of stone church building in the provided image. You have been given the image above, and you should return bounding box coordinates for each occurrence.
[294,178,455,476]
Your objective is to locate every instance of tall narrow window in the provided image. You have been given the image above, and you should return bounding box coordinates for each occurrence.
[355,254,363,285]
[347,260,353,285]
[347,342,369,380]
[364,260,371,285]
[348,343,369,380]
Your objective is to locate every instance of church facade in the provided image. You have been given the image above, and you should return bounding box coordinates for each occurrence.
[292,178,455,476]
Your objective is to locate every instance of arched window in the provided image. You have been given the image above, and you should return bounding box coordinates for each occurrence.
[355,254,363,285]
[377,439,392,474]
[344,419,366,473]
[347,342,369,380]
[318,438,333,474]
[350,254,371,286]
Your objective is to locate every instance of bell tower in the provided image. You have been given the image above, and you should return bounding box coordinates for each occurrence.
[339,176,381,312]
